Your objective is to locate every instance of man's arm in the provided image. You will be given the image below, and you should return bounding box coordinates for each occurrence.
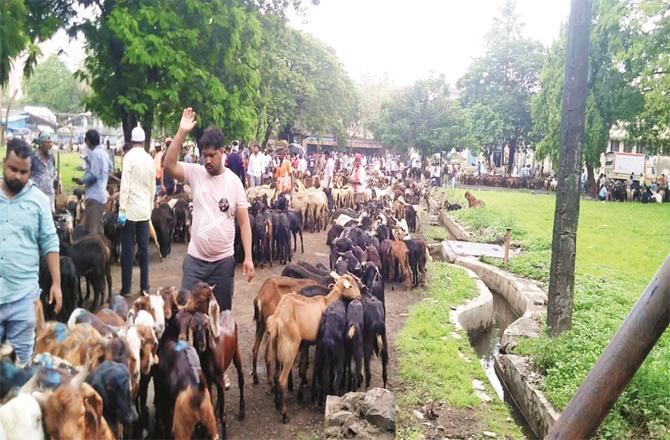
[39,198,62,313]
[236,206,254,282]
[165,108,197,182]
[46,252,62,313]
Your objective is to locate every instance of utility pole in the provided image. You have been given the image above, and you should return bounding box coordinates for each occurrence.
[547,0,591,336]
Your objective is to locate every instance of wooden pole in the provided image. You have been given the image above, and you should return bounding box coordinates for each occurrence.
[546,256,670,439]
[503,228,511,265]
[546,0,592,336]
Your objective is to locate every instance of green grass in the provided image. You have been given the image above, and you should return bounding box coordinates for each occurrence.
[439,187,670,439]
[396,262,523,439]
[0,146,106,194]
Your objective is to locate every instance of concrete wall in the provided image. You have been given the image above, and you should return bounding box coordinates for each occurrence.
[448,266,494,335]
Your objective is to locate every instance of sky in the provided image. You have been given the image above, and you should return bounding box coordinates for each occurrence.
[289,0,571,86]
[36,0,571,88]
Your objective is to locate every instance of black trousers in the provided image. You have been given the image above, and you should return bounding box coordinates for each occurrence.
[181,254,235,311]
[121,220,149,294]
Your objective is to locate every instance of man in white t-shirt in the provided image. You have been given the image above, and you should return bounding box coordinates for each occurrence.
[164,108,254,311]
[247,143,264,187]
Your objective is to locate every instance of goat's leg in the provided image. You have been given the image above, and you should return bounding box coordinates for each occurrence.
[105,260,113,304]
[233,344,246,420]
[296,343,309,402]
[381,330,389,389]
[363,338,373,389]
[251,319,265,385]
[199,392,219,440]
[299,229,304,254]
[216,381,226,439]
[278,342,300,423]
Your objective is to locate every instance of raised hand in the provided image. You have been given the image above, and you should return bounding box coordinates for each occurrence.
[179,107,197,132]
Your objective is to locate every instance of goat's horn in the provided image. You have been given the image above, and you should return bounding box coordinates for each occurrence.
[329,271,341,280]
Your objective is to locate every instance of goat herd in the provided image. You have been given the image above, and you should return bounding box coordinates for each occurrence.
[0,175,432,439]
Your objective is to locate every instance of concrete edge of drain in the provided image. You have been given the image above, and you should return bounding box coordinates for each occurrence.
[448,265,494,334]
[428,197,559,438]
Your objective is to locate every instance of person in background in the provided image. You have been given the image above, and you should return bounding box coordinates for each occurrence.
[276,150,293,193]
[323,151,335,189]
[450,164,457,189]
[351,152,367,208]
[1,139,62,364]
[75,129,110,235]
[247,143,264,187]
[105,139,115,171]
[154,140,166,196]
[598,184,608,202]
[227,141,246,187]
[30,133,59,212]
[298,154,308,179]
[118,125,155,296]
[430,162,441,187]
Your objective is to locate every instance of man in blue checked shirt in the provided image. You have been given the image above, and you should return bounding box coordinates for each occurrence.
[74,129,110,235]
[0,139,62,364]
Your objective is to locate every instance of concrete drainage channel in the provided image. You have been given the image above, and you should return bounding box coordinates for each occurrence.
[428,205,560,438]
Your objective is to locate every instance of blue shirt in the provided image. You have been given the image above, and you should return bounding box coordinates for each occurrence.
[30,152,57,197]
[0,180,60,304]
[82,145,111,204]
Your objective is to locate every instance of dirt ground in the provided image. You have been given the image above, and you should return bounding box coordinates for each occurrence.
[112,229,420,439]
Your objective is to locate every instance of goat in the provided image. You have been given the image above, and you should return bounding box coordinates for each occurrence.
[155,339,217,440]
[265,273,361,423]
[151,202,175,258]
[0,393,44,440]
[406,238,428,288]
[251,277,318,385]
[390,239,412,289]
[180,307,245,438]
[313,299,348,404]
[62,234,113,311]
[362,294,388,389]
[361,261,385,308]
[39,255,79,322]
[345,299,364,391]
[464,191,485,208]
[85,361,138,438]
[272,211,292,265]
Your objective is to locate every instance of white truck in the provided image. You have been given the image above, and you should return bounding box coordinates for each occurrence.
[604,152,651,182]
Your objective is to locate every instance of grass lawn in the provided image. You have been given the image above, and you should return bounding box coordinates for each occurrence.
[0,146,103,194]
[396,262,523,439]
[438,187,670,439]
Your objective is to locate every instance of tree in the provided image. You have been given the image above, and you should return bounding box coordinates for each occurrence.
[624,0,670,152]
[372,75,462,156]
[458,0,545,173]
[547,0,591,337]
[532,0,643,193]
[22,55,86,113]
[352,74,398,138]
[254,17,358,146]
[74,0,261,144]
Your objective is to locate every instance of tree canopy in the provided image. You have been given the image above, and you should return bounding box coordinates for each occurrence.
[254,16,358,146]
[21,54,86,113]
[372,75,462,156]
[457,0,545,172]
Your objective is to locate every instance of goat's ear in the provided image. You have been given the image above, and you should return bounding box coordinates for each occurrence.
[82,384,104,429]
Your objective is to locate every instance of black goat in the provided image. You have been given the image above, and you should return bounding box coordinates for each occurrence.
[314,299,348,403]
[272,212,292,265]
[326,224,344,246]
[361,262,385,308]
[406,238,428,288]
[345,299,364,391]
[86,361,138,437]
[362,294,388,389]
[287,210,304,254]
[151,203,174,258]
[39,255,79,322]
[63,235,112,311]
[405,204,417,233]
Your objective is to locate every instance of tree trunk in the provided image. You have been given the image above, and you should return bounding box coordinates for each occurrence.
[142,111,153,152]
[262,119,274,148]
[121,113,138,144]
[547,0,592,337]
[507,137,517,174]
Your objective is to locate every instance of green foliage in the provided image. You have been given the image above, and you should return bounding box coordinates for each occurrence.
[396,262,522,438]
[624,0,670,152]
[457,1,545,171]
[372,75,462,155]
[21,55,86,113]
[76,0,261,142]
[531,0,643,170]
[0,0,74,87]
[445,188,670,438]
[254,16,358,146]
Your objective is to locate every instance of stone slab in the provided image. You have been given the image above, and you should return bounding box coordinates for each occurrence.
[444,240,507,259]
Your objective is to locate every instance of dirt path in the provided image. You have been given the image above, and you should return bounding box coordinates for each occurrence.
[111,230,420,439]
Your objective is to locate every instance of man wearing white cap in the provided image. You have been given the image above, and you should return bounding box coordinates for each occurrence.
[118,125,155,296]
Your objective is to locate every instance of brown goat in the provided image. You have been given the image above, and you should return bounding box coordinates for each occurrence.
[390,239,412,289]
[251,276,318,385]
[43,382,114,440]
[464,191,486,208]
[180,306,245,438]
[266,273,361,423]
[172,379,218,440]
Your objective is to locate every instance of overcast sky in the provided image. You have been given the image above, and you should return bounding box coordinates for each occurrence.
[289,0,571,86]
[42,0,571,88]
